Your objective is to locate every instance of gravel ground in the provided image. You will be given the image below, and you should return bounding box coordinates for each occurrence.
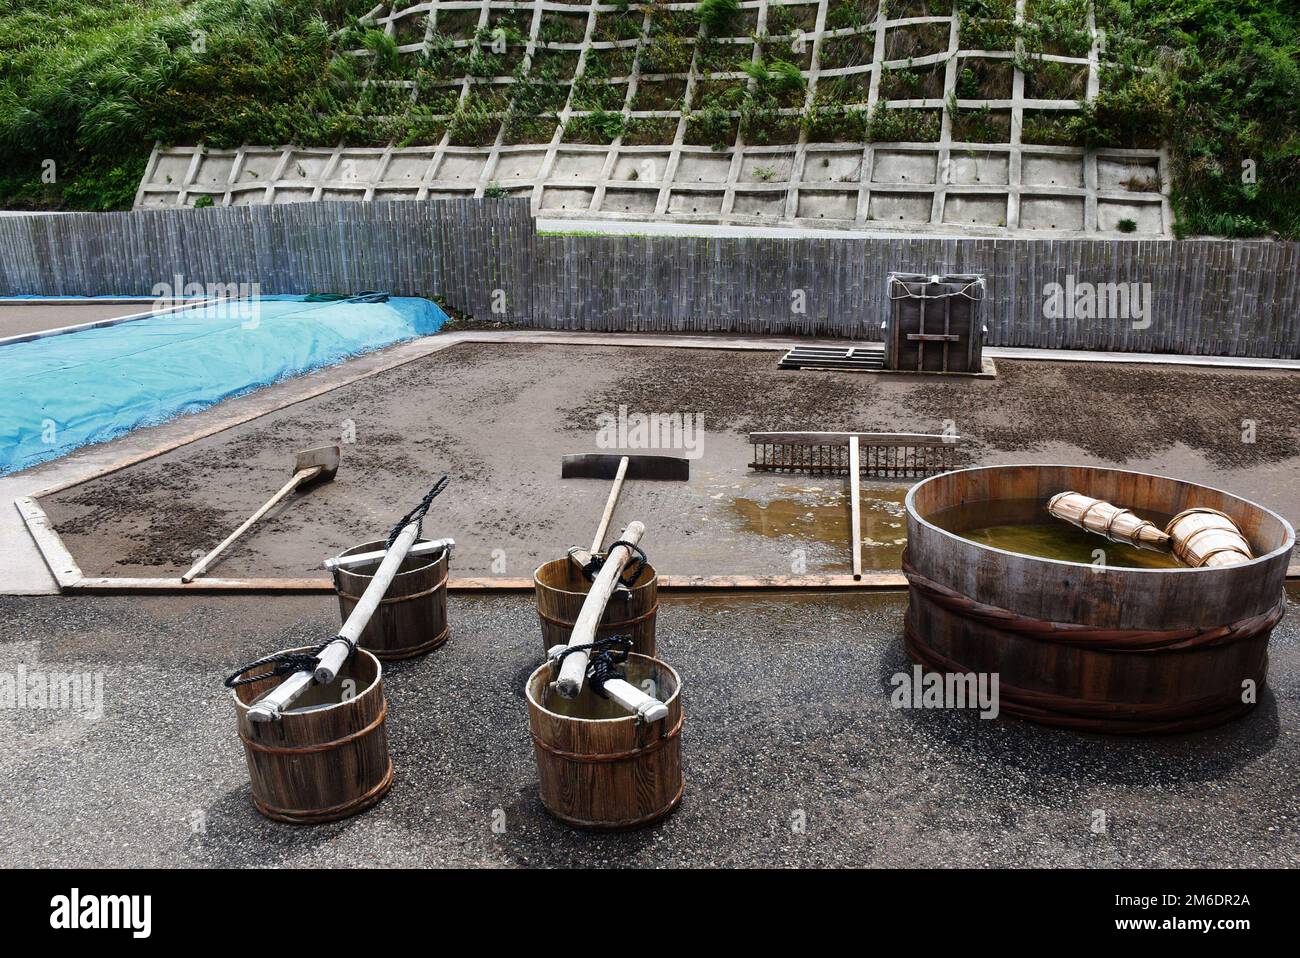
[1,588,1296,868]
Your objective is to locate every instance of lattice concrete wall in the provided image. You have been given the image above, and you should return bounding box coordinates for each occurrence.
[135,1,1172,236]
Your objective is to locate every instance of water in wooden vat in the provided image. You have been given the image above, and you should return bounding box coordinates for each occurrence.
[905,465,1294,734]
[929,497,1182,569]
[526,654,683,830]
[231,648,392,824]
[333,538,450,659]
[533,556,657,657]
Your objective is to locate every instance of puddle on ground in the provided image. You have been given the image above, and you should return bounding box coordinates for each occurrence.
[729,487,1184,570]
[731,483,909,571]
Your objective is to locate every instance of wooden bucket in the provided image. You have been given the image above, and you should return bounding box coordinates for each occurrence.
[231,647,392,824]
[905,465,1293,734]
[533,556,657,657]
[332,538,450,659]
[1166,508,1254,568]
[525,653,683,830]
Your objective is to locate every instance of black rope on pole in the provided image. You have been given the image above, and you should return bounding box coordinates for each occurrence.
[578,540,649,588]
[386,474,450,548]
[224,639,333,688]
[552,636,633,698]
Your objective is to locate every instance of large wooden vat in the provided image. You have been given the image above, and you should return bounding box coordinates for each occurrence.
[333,538,449,660]
[231,647,392,824]
[525,653,683,829]
[904,465,1293,734]
[533,556,657,657]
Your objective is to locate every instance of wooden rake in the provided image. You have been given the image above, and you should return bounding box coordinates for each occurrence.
[748,431,963,580]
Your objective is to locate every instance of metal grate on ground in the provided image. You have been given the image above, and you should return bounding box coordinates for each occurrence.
[778,343,885,370]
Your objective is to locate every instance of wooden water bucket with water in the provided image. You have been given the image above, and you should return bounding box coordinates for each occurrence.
[533,557,657,657]
[904,464,1293,734]
[231,647,392,824]
[333,538,450,659]
[526,653,683,829]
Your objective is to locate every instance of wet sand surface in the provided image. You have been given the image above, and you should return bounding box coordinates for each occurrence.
[41,343,1300,580]
[0,301,154,339]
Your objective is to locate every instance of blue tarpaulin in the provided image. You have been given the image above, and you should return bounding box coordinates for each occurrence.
[0,295,446,475]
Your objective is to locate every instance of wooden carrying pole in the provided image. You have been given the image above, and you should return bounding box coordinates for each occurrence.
[590,456,629,553]
[246,522,421,722]
[849,436,862,580]
[555,521,647,700]
[316,521,421,684]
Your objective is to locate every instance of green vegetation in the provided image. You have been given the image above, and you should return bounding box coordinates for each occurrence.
[0,0,1294,236]
[1091,0,1299,238]
[698,0,741,35]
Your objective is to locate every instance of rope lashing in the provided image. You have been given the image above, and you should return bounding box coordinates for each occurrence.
[553,636,633,698]
[224,640,334,688]
[387,474,450,548]
[580,540,649,588]
[888,274,985,301]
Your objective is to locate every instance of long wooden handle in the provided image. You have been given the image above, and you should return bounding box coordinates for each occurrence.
[590,456,629,553]
[601,678,669,723]
[323,537,454,571]
[314,521,421,684]
[246,521,421,722]
[247,669,315,723]
[181,467,318,582]
[849,436,862,581]
[556,521,645,698]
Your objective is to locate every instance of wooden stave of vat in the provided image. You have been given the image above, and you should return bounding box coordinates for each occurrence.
[525,653,683,830]
[904,465,1293,734]
[333,538,450,660]
[231,647,392,824]
[533,556,657,657]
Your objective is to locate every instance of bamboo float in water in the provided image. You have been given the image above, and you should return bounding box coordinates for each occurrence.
[1048,492,1254,568]
[1166,508,1254,568]
[1047,491,1173,553]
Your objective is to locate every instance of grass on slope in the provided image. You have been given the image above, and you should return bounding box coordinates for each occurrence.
[0,0,1296,238]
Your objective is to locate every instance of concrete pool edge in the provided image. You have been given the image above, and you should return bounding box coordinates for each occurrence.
[17,494,915,593]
